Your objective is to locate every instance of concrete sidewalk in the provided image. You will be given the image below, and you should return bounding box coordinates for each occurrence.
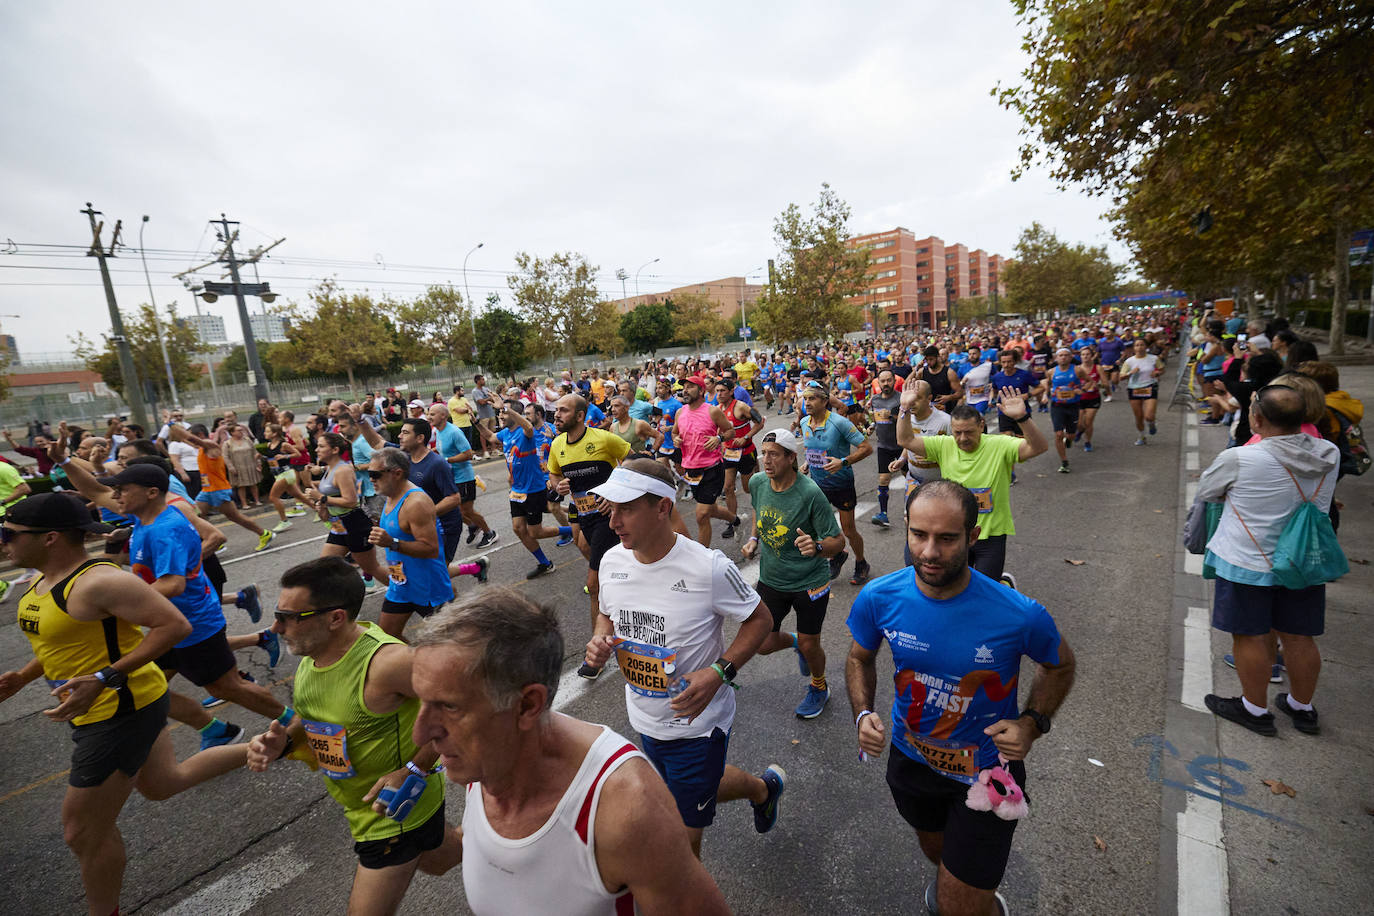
[1168,356,1373,914]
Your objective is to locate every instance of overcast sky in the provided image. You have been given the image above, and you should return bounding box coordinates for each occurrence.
[0,1,1126,356]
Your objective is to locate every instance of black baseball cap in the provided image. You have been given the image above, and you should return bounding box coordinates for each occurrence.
[98,464,170,493]
[6,492,114,533]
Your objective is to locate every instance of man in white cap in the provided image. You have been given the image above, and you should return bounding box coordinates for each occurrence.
[582,458,785,858]
[741,430,846,720]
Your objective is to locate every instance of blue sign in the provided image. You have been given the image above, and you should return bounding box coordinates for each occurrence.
[738,326,752,338]
[1100,289,1187,305]
[1349,229,1373,266]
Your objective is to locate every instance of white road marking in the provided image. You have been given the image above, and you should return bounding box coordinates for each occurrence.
[853,501,876,520]
[1177,791,1230,915]
[220,534,326,565]
[1184,553,1203,576]
[1185,451,1199,470]
[1185,482,1198,504]
[1186,429,1198,448]
[1181,606,1212,712]
[162,842,309,916]
[1187,412,1199,427]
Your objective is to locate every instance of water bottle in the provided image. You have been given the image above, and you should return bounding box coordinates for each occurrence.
[664,662,687,699]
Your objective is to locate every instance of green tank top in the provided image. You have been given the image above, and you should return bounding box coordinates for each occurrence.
[293,623,444,841]
[612,418,647,454]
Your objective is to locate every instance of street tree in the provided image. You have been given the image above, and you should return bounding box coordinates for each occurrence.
[282,280,402,394]
[473,307,529,381]
[390,285,474,380]
[667,292,732,350]
[508,251,602,369]
[619,302,674,357]
[752,183,868,344]
[997,0,1374,352]
[72,302,204,403]
[1001,223,1120,315]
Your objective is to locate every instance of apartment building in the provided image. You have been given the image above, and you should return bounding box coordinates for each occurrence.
[846,228,1008,329]
[616,276,763,321]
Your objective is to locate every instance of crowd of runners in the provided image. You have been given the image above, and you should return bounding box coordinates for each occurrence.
[2,300,1358,916]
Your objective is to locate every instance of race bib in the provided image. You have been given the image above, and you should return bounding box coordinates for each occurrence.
[807,584,830,601]
[873,409,892,423]
[966,385,988,400]
[329,517,347,535]
[684,471,703,486]
[805,448,828,470]
[387,562,407,585]
[1130,386,1155,399]
[969,486,993,514]
[1054,386,1075,402]
[509,490,527,503]
[573,492,597,514]
[723,447,742,462]
[303,720,357,779]
[614,639,679,698]
[905,732,981,782]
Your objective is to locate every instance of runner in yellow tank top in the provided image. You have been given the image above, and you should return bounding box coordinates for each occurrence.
[0,494,253,916]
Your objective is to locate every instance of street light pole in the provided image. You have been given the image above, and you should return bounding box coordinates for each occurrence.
[139,216,181,408]
[634,257,659,298]
[81,203,149,431]
[616,268,629,309]
[463,242,484,376]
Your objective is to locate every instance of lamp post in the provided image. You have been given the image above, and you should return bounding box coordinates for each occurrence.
[616,268,629,309]
[634,258,659,298]
[463,242,484,373]
[138,216,181,409]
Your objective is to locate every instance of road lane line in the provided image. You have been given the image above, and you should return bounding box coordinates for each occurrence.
[1184,553,1203,576]
[220,535,327,565]
[1186,429,1198,448]
[1177,791,1230,915]
[1185,451,1199,470]
[1181,606,1212,712]
[853,501,875,520]
[161,841,310,916]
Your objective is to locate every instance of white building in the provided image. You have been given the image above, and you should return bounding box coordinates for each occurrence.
[249,312,290,343]
[181,313,227,347]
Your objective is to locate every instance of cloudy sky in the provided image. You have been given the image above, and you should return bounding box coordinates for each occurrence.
[0,1,1125,355]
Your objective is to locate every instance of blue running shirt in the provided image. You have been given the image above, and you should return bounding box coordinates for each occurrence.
[496,426,547,496]
[847,567,1061,784]
[130,506,225,648]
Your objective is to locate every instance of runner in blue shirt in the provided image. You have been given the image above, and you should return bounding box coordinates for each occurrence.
[989,350,1041,436]
[427,404,496,550]
[799,380,873,586]
[846,479,1075,915]
[496,401,573,579]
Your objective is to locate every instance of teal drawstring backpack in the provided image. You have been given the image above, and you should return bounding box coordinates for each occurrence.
[1234,466,1348,590]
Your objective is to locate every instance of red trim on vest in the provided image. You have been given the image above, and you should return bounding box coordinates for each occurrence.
[615,891,636,915]
[574,743,637,844]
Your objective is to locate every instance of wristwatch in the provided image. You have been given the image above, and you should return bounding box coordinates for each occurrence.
[93,666,128,691]
[1019,709,1051,735]
[712,657,738,683]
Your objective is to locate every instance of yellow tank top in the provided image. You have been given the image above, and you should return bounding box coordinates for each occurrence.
[18,560,168,726]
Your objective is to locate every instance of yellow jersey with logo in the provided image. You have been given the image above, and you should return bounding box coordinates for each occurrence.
[17,560,168,726]
[546,427,629,522]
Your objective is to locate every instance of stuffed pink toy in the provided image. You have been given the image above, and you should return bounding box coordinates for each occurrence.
[965,753,1028,821]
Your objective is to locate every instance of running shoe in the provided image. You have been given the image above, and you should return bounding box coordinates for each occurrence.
[828,550,849,581]
[364,578,386,596]
[199,720,245,751]
[235,584,262,623]
[791,634,810,676]
[871,512,890,528]
[1149,421,1158,435]
[924,882,1006,916]
[577,662,602,681]
[795,685,830,719]
[0,580,10,604]
[255,530,276,552]
[201,671,257,708]
[1222,653,1283,683]
[752,765,786,834]
[722,516,741,539]
[526,561,555,580]
[475,556,490,583]
[476,530,499,549]
[555,532,574,547]
[259,630,281,667]
[466,526,479,544]
[1273,693,1320,735]
[1203,694,1277,736]
[272,519,293,533]
[1199,417,1223,425]
[1103,395,1113,403]
[285,506,308,517]
[999,572,1018,591]
[1083,443,1093,452]
[849,559,871,586]
[1058,462,1071,473]
[1074,429,1084,442]
[1134,437,1147,446]
[215,542,229,555]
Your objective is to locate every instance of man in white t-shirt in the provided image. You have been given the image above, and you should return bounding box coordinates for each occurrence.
[583,458,784,858]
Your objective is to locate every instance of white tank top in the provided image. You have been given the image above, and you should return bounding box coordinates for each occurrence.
[461,725,645,916]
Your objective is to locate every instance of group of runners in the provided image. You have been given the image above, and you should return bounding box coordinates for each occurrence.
[2,306,1202,915]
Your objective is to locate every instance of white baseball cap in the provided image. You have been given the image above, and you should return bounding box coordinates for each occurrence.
[408,399,427,409]
[760,428,800,455]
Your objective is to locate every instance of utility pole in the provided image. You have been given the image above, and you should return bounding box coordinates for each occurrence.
[214,215,270,404]
[82,203,149,430]
[139,216,180,408]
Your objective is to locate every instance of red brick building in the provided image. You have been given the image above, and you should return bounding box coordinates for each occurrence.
[845,228,1008,329]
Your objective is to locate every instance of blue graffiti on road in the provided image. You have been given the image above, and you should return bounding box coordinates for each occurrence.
[1132,734,1310,831]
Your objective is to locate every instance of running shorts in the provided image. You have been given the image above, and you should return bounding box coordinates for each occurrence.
[156,627,236,687]
[757,581,830,636]
[818,481,857,512]
[196,488,234,507]
[1050,403,1080,434]
[325,508,375,553]
[69,692,169,788]
[455,480,478,503]
[876,447,903,475]
[355,800,447,870]
[381,599,447,619]
[640,727,730,829]
[581,518,620,572]
[509,489,548,523]
[1129,385,1158,400]
[723,450,757,476]
[685,462,726,505]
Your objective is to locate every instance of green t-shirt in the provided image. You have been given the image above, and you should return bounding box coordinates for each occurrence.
[0,461,24,517]
[921,434,1021,539]
[748,471,842,591]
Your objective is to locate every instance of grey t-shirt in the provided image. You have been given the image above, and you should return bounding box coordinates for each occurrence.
[871,393,902,451]
[472,386,497,419]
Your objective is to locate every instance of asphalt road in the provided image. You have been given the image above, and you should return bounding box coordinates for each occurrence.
[0,394,1355,915]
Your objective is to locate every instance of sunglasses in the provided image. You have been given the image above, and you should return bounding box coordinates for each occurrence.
[273,606,339,625]
[367,469,389,480]
[0,526,57,543]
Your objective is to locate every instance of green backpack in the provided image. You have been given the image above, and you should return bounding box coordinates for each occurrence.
[1236,467,1348,589]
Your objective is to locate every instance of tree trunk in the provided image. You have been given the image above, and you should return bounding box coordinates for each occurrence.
[1275,282,1288,319]
[1330,216,1349,356]
[346,365,357,400]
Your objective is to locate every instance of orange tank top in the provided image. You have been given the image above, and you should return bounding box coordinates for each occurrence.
[198,448,231,492]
